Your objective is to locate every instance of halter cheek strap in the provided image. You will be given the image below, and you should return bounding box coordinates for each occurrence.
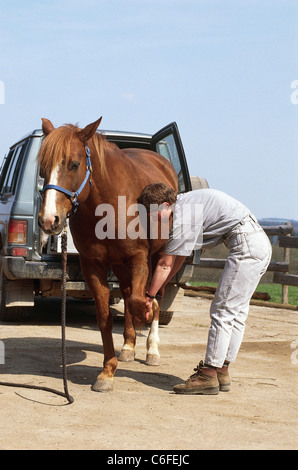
[42,144,92,216]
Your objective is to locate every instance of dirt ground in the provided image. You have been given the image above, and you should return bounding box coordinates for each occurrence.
[0,293,297,451]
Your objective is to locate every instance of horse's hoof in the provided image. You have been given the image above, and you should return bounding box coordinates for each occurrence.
[118,349,135,362]
[146,354,160,366]
[91,378,113,392]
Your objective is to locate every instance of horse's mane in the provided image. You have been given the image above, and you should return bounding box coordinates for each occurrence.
[38,123,107,176]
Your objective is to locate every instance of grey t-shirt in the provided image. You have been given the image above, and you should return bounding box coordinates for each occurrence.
[165,189,251,256]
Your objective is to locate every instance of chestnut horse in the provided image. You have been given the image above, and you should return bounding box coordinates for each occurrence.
[38,117,178,392]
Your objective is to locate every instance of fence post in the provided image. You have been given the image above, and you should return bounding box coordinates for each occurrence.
[282,222,291,304]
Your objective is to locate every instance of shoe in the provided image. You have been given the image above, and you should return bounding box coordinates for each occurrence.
[173,361,219,395]
[217,364,231,392]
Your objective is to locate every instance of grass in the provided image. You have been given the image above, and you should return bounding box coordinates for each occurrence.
[192,242,298,306]
[255,284,298,305]
[189,282,298,306]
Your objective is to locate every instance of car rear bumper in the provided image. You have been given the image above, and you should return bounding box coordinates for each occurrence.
[2,251,201,287]
[2,256,81,281]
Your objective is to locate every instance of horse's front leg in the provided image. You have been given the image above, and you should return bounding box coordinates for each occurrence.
[81,259,117,392]
[93,296,117,392]
[118,300,136,362]
[114,254,161,366]
[112,264,137,363]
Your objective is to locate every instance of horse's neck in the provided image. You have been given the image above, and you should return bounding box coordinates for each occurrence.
[89,142,128,203]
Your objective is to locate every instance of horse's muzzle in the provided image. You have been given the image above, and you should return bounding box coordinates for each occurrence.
[38,213,65,235]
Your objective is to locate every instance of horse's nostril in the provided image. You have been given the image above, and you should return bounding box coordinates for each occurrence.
[53,215,60,228]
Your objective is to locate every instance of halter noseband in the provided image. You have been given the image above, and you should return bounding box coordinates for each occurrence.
[42,144,92,217]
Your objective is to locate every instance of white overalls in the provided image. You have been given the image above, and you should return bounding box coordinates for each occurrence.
[204,214,272,367]
[165,189,272,368]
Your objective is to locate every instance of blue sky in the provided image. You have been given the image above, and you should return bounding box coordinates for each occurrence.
[0,0,297,219]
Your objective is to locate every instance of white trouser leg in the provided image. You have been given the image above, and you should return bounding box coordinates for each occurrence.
[204,216,272,367]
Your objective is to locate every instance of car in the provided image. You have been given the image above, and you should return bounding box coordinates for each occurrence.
[0,122,208,323]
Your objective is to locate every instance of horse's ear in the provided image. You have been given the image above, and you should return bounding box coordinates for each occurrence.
[76,117,102,143]
[42,118,55,136]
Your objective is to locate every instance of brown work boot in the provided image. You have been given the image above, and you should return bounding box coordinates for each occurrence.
[173,361,219,395]
[216,364,231,392]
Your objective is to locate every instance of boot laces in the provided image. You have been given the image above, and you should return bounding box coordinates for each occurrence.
[189,360,205,379]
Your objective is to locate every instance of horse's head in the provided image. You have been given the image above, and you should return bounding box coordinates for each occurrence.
[38,117,102,235]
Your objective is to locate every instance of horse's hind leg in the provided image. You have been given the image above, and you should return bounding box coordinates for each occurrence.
[81,259,117,392]
[146,299,161,366]
[145,252,162,366]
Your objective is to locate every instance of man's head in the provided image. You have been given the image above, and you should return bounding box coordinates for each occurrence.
[138,183,177,240]
[138,182,178,239]
[137,183,178,213]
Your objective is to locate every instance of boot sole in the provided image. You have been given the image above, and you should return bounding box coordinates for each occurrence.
[173,386,220,395]
[219,383,231,392]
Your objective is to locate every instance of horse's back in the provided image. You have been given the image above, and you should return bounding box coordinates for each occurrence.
[122,148,178,189]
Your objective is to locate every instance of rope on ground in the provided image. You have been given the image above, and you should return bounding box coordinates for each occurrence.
[0,228,74,405]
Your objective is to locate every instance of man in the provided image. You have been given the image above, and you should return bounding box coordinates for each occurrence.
[138,183,272,395]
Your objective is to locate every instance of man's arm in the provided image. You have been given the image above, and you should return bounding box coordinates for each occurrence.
[147,254,176,298]
[165,255,187,285]
[146,254,186,316]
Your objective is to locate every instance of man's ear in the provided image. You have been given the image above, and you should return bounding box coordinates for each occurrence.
[161,202,172,214]
[158,202,172,222]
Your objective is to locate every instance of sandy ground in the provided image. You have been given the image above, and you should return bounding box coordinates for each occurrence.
[0,294,297,451]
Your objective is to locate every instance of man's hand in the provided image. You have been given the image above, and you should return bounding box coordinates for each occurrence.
[145,297,153,321]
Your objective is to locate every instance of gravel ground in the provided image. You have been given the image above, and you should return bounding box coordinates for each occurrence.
[0,294,297,450]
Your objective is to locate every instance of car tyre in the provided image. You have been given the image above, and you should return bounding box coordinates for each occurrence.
[0,266,23,322]
[159,310,174,325]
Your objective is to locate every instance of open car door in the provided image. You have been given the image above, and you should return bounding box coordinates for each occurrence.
[151,122,191,193]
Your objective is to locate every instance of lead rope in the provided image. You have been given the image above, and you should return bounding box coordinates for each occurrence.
[60,226,74,404]
[0,228,74,405]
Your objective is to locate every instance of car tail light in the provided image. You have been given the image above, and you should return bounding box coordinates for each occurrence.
[8,220,28,244]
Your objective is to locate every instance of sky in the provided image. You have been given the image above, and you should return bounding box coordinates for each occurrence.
[0,0,297,220]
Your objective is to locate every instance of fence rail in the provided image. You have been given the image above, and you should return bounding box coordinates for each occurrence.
[196,223,298,305]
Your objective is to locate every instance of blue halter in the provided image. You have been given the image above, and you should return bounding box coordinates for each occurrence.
[42,144,92,216]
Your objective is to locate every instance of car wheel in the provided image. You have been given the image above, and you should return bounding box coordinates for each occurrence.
[159,310,174,325]
[0,267,23,322]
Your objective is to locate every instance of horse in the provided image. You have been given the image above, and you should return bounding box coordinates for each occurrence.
[38,117,178,392]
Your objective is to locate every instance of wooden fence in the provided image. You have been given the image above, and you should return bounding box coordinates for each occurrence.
[268,224,298,304]
[190,223,298,306]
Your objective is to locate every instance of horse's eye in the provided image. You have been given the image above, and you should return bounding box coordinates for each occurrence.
[71,162,80,171]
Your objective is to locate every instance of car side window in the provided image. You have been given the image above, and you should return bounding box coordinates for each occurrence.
[0,142,27,195]
[0,150,13,194]
[155,133,185,192]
